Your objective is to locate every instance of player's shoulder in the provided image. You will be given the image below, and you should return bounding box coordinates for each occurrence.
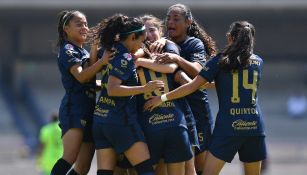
[165,40,180,54]
[112,43,133,60]
[60,42,76,52]
[185,37,202,46]
[249,54,263,66]
[185,37,204,52]
[59,42,79,58]
[112,52,133,64]
[252,54,263,62]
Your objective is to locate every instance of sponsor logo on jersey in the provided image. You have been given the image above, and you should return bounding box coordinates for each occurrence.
[149,113,174,125]
[232,119,257,130]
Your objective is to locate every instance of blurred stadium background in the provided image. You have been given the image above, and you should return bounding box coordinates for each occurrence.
[0,0,306,174]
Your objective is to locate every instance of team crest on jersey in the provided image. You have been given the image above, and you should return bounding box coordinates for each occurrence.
[123,53,132,61]
[64,44,74,50]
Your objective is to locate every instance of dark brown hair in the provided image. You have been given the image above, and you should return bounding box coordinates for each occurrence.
[89,14,145,50]
[219,21,255,71]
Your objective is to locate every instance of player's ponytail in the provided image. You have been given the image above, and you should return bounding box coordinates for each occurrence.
[188,20,217,58]
[219,21,255,71]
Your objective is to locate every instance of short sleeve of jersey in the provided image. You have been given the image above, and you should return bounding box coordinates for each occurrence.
[187,40,207,66]
[59,44,82,70]
[199,56,220,83]
[164,41,180,55]
[109,54,134,81]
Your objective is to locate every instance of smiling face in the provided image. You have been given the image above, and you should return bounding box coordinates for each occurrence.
[166,7,191,42]
[64,12,89,46]
[144,20,163,43]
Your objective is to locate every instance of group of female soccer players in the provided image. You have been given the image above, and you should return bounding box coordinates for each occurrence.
[51,3,267,175]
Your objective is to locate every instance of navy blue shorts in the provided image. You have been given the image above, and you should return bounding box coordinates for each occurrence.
[209,136,267,163]
[195,121,212,155]
[59,114,94,143]
[187,123,199,150]
[146,127,193,164]
[92,121,146,153]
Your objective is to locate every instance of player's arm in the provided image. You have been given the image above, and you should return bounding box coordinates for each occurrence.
[135,57,178,73]
[156,53,202,77]
[70,50,112,83]
[107,75,164,97]
[174,70,215,89]
[174,70,192,85]
[144,75,209,111]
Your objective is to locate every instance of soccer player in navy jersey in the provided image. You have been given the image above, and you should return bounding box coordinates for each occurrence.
[90,14,164,175]
[151,4,217,175]
[145,21,267,175]
[51,10,112,175]
[135,14,195,175]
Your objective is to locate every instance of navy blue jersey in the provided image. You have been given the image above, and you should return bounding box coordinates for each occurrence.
[164,40,180,54]
[199,54,265,136]
[57,41,96,117]
[137,68,187,132]
[93,43,139,125]
[178,37,213,124]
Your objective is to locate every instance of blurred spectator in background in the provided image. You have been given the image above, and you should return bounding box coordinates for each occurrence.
[287,91,307,119]
[37,113,63,175]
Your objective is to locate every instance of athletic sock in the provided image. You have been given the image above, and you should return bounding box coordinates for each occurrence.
[134,159,154,175]
[50,158,72,175]
[97,169,113,175]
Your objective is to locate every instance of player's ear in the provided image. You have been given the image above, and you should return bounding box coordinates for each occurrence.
[63,25,70,34]
[130,33,136,41]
